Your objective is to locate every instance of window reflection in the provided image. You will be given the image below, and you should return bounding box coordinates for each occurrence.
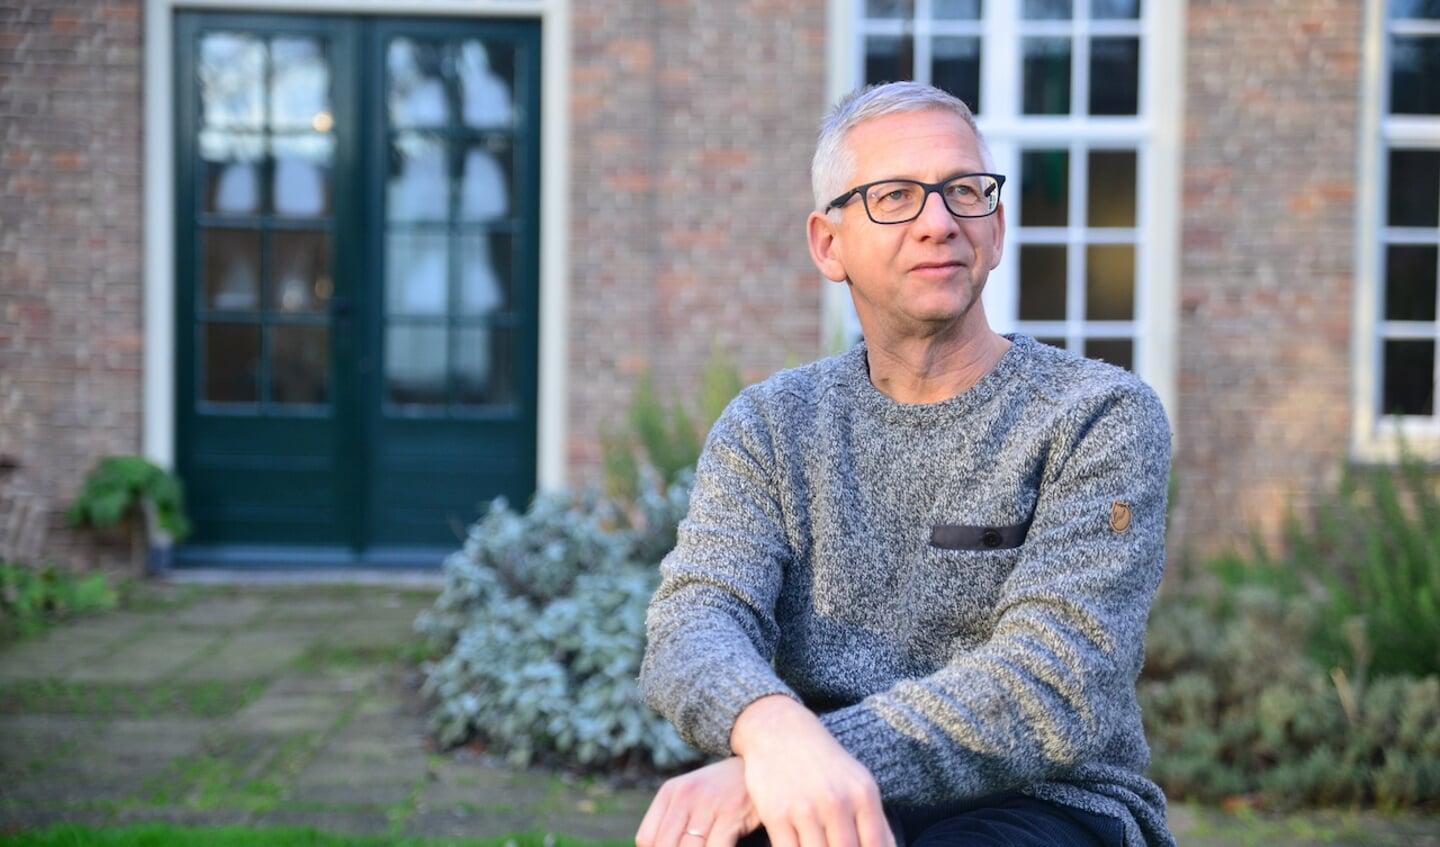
[204,229,261,311]
[388,39,450,128]
[271,231,332,314]
[1087,150,1137,227]
[1385,246,1439,322]
[1023,0,1072,19]
[459,233,505,315]
[458,40,514,127]
[387,231,450,316]
[1085,244,1135,321]
[199,33,265,129]
[272,325,330,404]
[460,145,510,221]
[1089,38,1140,115]
[270,37,328,130]
[1024,38,1071,115]
[1383,340,1436,416]
[1021,150,1069,226]
[387,324,448,406]
[1019,246,1068,321]
[389,134,450,222]
[205,323,261,403]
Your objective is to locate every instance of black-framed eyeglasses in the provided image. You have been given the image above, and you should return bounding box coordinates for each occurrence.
[826,173,1006,224]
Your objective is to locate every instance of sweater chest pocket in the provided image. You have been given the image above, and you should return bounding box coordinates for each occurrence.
[911,541,1025,647]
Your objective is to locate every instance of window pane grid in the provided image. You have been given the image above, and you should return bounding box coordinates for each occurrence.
[382,33,522,416]
[1376,4,1440,424]
[194,29,335,414]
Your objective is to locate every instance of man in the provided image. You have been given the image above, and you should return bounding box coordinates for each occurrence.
[636,81,1174,847]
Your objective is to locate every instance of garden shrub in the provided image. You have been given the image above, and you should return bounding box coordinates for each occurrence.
[415,475,702,773]
[1141,580,1440,810]
[1218,457,1440,679]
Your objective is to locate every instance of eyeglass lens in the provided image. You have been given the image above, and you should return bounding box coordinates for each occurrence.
[865,175,1000,222]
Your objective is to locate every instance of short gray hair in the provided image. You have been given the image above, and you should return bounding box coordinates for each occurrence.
[811,81,991,213]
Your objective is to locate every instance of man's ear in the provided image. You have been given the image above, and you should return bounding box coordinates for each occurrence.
[807,211,848,282]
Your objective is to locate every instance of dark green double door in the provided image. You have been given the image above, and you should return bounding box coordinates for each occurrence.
[174,13,540,566]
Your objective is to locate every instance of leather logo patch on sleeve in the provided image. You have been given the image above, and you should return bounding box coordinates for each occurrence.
[1110,500,1132,533]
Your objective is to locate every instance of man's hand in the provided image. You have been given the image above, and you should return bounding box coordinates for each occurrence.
[729,695,896,847]
[636,757,760,847]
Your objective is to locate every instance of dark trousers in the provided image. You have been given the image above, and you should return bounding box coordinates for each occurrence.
[737,790,1124,847]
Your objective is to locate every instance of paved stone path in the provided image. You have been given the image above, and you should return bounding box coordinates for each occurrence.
[0,580,650,842]
[2,578,1438,845]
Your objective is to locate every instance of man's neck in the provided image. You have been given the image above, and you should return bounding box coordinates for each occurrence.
[863,330,1011,405]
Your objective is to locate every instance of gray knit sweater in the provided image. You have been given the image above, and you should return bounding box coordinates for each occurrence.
[639,334,1175,847]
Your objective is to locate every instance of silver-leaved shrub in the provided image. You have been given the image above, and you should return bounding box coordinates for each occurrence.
[416,472,703,772]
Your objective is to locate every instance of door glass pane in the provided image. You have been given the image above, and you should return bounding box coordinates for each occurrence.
[1383,340,1436,416]
[387,231,450,316]
[201,134,265,215]
[204,229,261,311]
[387,324,447,406]
[1388,150,1440,227]
[1021,150,1069,226]
[457,326,516,407]
[458,232,511,315]
[458,39,515,128]
[1386,246,1439,321]
[272,134,334,217]
[271,325,330,405]
[933,38,982,113]
[1087,150,1137,227]
[388,38,450,128]
[1084,339,1133,370]
[1024,38,1071,115]
[270,36,329,131]
[1092,0,1140,18]
[271,231,332,314]
[1089,38,1140,116]
[934,0,981,18]
[1023,0,1072,19]
[204,323,261,403]
[1019,246,1067,320]
[460,141,512,221]
[199,33,265,129]
[1086,244,1135,320]
[866,34,913,85]
[389,134,451,222]
[1391,37,1440,115]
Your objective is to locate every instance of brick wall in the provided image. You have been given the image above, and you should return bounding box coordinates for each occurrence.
[0,1,146,571]
[1174,0,1361,563]
[567,0,827,477]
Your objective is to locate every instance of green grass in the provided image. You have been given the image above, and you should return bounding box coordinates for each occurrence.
[0,824,628,847]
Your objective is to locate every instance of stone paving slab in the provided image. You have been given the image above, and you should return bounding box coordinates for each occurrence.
[0,617,148,680]
[63,630,224,684]
[170,595,269,629]
[173,628,311,681]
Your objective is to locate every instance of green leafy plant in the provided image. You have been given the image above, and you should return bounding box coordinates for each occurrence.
[1216,456,1440,679]
[415,474,700,773]
[66,455,191,543]
[601,351,746,501]
[0,562,118,640]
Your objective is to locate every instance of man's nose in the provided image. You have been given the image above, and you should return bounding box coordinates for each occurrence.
[913,188,959,232]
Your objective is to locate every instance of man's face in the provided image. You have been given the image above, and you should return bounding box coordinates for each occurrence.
[808,108,1005,343]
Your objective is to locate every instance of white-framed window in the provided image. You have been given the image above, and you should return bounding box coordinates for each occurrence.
[824,0,1181,409]
[1354,0,1440,461]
